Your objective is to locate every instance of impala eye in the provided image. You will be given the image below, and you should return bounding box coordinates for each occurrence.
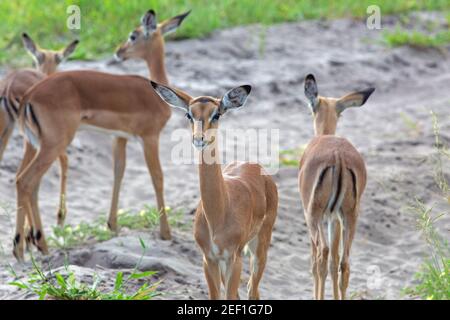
[129,32,137,42]
[186,113,193,121]
[211,113,220,122]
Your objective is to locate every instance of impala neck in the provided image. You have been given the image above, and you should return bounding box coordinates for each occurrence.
[145,38,169,86]
[314,123,336,136]
[198,140,226,227]
[313,100,338,136]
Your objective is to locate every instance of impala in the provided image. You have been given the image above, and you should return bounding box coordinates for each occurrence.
[12,9,190,260]
[298,74,374,299]
[151,81,278,300]
[1,33,78,231]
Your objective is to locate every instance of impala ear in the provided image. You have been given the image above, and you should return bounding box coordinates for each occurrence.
[56,39,79,64]
[160,10,191,36]
[22,33,45,64]
[219,85,252,115]
[150,81,190,111]
[22,33,38,55]
[141,9,157,37]
[61,39,79,59]
[336,88,375,114]
[304,74,319,112]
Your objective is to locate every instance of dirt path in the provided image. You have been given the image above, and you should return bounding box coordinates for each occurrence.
[1,13,449,299]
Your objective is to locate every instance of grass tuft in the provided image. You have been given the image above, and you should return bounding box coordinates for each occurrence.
[10,239,161,300]
[279,145,307,167]
[383,28,450,48]
[48,206,185,249]
[403,111,450,300]
[1,0,449,65]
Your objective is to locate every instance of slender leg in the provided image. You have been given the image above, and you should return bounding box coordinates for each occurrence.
[247,225,273,300]
[56,153,69,226]
[329,218,341,300]
[14,142,36,259]
[310,239,319,300]
[225,255,242,300]
[13,191,27,261]
[142,136,171,240]
[248,186,277,300]
[317,222,329,300]
[107,137,127,232]
[0,123,14,163]
[29,183,48,254]
[15,146,60,258]
[307,215,321,300]
[340,211,357,300]
[203,257,221,300]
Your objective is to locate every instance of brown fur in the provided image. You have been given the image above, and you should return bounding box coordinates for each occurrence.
[12,11,189,260]
[299,74,373,299]
[151,84,278,300]
[1,34,78,238]
[13,70,173,260]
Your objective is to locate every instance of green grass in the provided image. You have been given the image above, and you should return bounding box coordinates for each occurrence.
[383,28,450,48]
[10,239,162,300]
[399,112,423,138]
[48,206,185,249]
[1,0,449,65]
[403,112,450,300]
[404,199,449,300]
[279,145,307,167]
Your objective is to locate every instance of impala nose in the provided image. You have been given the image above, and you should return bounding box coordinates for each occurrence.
[193,136,207,150]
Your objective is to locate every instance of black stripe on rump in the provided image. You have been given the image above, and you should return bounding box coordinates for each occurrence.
[25,103,41,135]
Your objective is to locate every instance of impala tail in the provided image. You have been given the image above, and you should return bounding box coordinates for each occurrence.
[329,151,346,216]
[19,100,41,149]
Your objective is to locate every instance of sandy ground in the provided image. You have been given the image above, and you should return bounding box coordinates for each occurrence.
[0,12,449,300]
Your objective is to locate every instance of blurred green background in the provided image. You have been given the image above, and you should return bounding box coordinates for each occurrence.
[0,0,449,66]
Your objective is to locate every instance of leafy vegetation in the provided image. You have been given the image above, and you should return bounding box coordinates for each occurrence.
[383,28,450,48]
[404,199,449,300]
[279,145,307,167]
[48,206,185,249]
[383,11,450,48]
[10,238,161,300]
[1,0,449,65]
[403,112,450,300]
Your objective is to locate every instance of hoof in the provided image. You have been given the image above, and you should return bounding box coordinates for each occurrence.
[12,241,24,262]
[160,230,172,241]
[56,209,66,227]
[107,221,118,233]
